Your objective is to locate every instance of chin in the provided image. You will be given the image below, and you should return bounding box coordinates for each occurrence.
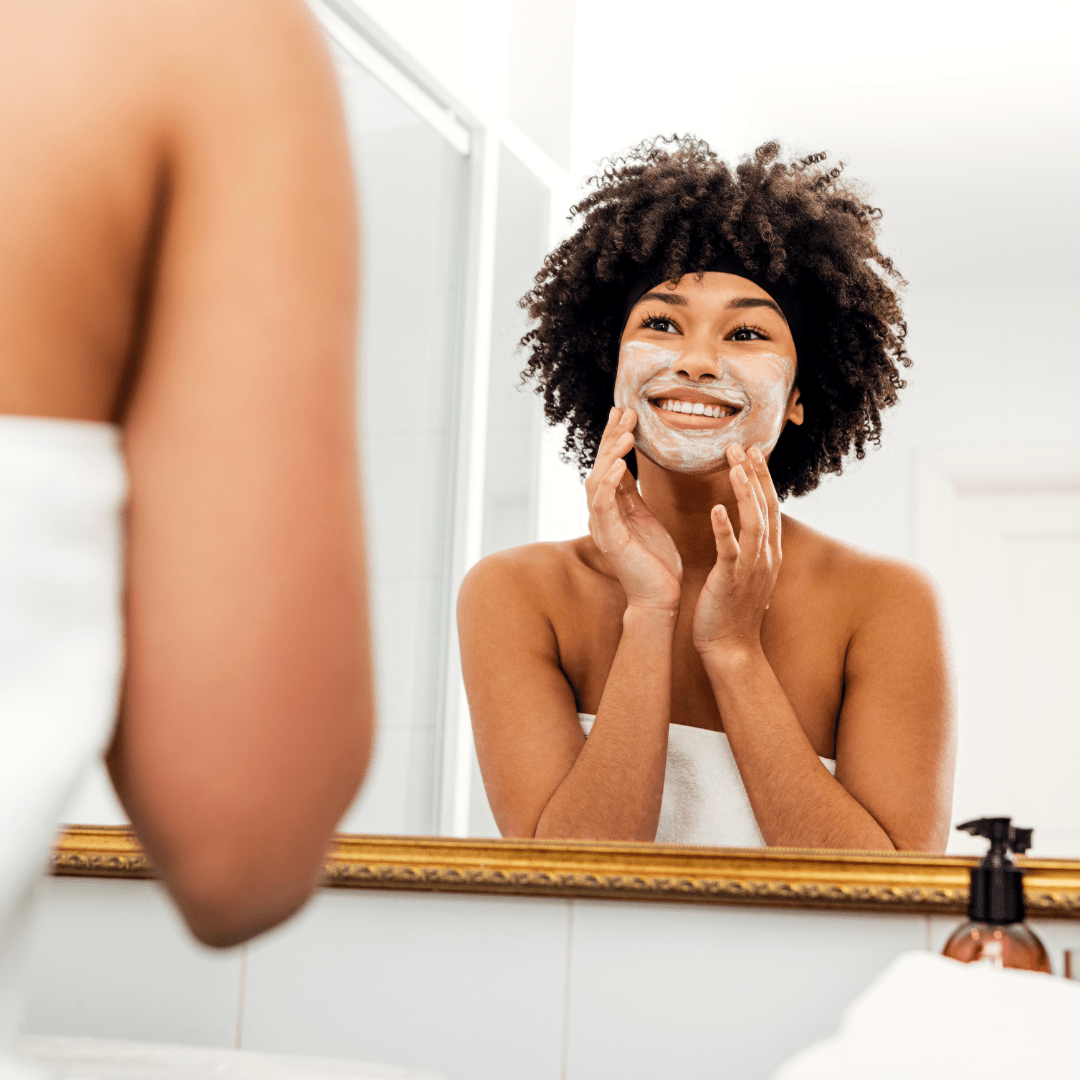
[637,445,732,477]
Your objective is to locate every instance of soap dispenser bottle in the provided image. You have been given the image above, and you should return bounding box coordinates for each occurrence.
[941,817,1051,973]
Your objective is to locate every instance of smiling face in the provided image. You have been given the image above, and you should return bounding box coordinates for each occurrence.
[613,272,804,476]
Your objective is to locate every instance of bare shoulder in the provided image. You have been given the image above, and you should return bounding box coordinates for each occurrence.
[781,514,944,624]
[458,539,591,623]
[155,0,336,103]
[0,0,329,98]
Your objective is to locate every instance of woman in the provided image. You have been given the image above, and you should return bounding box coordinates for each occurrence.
[459,137,955,851]
[0,0,372,979]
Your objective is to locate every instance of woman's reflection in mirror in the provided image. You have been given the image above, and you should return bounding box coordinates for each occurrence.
[459,136,956,851]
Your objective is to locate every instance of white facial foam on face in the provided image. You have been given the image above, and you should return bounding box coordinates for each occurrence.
[612,340,796,476]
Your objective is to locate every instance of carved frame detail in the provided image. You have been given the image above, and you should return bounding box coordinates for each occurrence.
[52,827,1080,917]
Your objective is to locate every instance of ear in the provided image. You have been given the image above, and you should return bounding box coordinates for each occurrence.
[785,385,804,427]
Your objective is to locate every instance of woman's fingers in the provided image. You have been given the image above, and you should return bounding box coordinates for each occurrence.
[589,457,629,553]
[586,408,636,502]
[728,452,765,559]
[732,445,767,523]
[730,463,760,541]
[748,445,782,559]
[711,504,740,567]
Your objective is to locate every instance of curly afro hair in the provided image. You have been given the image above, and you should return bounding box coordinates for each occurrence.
[519,136,910,498]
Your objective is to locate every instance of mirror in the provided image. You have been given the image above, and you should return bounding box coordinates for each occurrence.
[58,0,1080,871]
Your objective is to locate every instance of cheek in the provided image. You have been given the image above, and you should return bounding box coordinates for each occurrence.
[613,344,672,403]
[613,367,634,409]
[735,360,796,419]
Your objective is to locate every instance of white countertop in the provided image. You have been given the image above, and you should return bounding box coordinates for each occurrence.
[17,1037,444,1080]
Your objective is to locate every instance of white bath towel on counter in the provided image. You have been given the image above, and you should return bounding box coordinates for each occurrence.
[773,951,1080,1080]
[577,714,836,847]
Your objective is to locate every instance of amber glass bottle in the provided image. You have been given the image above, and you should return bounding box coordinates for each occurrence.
[942,817,1051,973]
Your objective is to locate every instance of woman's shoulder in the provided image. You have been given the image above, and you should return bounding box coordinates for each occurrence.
[781,514,944,618]
[458,537,600,618]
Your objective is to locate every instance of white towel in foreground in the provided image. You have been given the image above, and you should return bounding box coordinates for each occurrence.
[578,714,836,847]
[0,417,125,1071]
[774,951,1080,1080]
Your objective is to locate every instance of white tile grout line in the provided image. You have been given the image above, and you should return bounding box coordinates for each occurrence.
[235,944,248,1050]
[560,901,574,1080]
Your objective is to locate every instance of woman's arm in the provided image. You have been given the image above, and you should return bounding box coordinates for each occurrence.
[536,605,676,840]
[694,446,955,850]
[460,558,676,840]
[461,408,682,841]
[106,0,373,948]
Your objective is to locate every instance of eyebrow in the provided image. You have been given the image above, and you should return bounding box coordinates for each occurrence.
[638,290,688,307]
[637,290,787,323]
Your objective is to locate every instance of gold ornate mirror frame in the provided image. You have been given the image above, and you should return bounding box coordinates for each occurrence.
[54,826,1080,917]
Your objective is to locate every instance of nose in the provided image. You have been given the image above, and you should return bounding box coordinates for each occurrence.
[674,346,725,383]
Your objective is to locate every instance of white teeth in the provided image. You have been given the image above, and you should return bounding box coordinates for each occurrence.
[656,398,733,418]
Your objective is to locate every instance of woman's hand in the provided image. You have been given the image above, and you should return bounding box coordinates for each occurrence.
[692,444,781,657]
[587,408,682,611]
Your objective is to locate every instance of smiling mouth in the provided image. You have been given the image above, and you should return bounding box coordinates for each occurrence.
[652,395,738,414]
[650,396,742,422]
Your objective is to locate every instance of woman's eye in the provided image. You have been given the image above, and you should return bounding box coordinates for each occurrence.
[730,325,767,342]
[642,315,679,334]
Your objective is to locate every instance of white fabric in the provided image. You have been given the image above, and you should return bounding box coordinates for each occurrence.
[19,1036,446,1079]
[773,950,1080,1080]
[0,417,125,1072]
[578,713,836,847]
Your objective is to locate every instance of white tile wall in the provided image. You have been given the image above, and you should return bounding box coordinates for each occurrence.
[23,877,243,1047]
[563,901,927,1080]
[23,878,1079,1080]
[239,889,569,1080]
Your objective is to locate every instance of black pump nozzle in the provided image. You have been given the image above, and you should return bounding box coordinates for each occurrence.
[1011,828,1033,857]
[956,817,1032,924]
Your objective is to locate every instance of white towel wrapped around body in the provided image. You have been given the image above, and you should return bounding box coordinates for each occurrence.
[0,417,126,1067]
[577,714,836,847]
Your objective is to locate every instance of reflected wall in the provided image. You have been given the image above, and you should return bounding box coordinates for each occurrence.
[333,44,467,836]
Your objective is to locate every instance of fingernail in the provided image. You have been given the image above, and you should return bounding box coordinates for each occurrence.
[608,407,618,422]
[715,504,727,519]
[731,444,746,461]
[733,465,747,483]
[749,446,764,464]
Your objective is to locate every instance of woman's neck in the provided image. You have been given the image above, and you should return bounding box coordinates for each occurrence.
[636,454,741,572]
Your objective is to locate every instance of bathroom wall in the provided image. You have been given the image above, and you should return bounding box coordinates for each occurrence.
[24,876,1080,1080]
[341,0,575,165]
